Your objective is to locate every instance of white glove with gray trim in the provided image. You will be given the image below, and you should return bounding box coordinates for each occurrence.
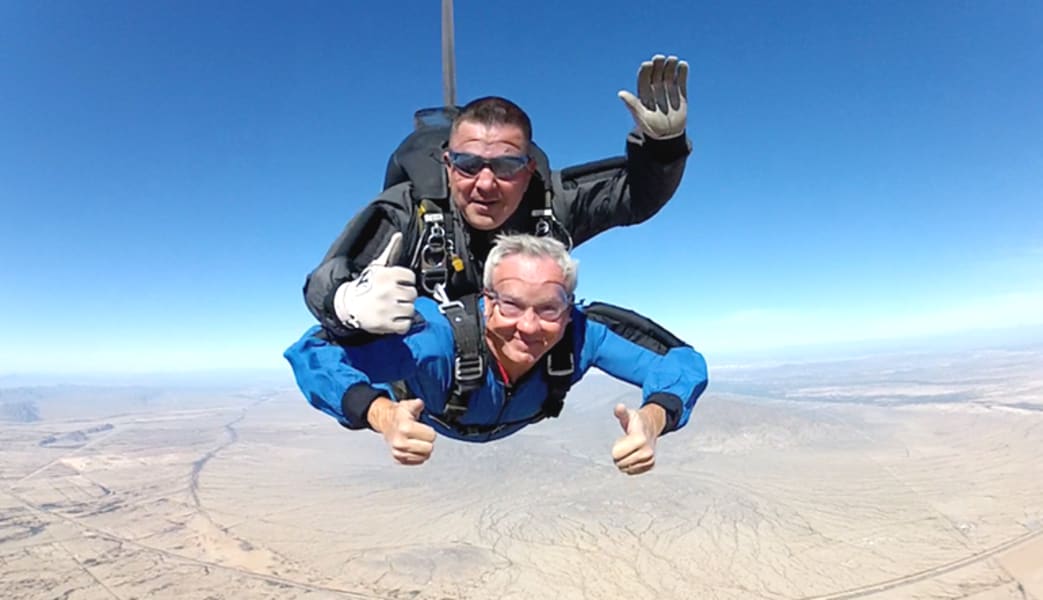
[334,232,417,335]
[618,54,689,140]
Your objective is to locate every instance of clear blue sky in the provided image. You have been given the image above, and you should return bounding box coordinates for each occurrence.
[2,1,1041,374]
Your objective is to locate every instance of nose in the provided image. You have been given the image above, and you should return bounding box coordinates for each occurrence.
[514,309,542,334]
[474,166,498,192]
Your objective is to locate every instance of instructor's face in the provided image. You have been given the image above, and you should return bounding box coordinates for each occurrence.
[445,120,534,231]
[483,254,571,372]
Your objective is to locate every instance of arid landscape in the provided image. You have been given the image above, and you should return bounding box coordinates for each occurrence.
[2,343,1041,599]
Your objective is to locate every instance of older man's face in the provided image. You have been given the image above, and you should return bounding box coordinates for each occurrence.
[483,253,572,371]
[445,120,534,231]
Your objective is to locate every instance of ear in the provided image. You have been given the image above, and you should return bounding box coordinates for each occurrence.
[482,295,494,320]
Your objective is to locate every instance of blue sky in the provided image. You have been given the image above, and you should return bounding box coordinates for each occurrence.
[2,1,1041,374]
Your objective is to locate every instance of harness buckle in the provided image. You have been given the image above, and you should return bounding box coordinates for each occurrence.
[421,268,449,294]
[546,350,574,377]
[436,298,464,314]
[442,402,468,422]
[454,354,485,383]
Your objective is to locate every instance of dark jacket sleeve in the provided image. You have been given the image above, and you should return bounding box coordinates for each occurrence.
[303,183,419,338]
[553,132,691,248]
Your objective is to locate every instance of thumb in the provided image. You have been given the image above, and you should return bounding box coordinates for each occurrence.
[613,403,630,433]
[400,398,425,419]
[617,90,643,116]
[370,232,404,268]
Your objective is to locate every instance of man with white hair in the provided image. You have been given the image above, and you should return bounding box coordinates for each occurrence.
[286,233,707,475]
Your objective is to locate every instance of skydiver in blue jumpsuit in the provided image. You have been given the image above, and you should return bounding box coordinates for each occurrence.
[286,233,708,475]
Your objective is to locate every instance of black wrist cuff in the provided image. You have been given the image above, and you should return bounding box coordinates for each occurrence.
[645,392,682,434]
[641,133,691,162]
[341,383,386,430]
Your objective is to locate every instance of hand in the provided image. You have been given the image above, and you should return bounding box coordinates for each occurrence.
[370,397,437,465]
[334,232,417,334]
[617,54,689,140]
[611,403,663,475]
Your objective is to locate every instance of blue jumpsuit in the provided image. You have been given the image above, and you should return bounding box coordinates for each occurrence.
[285,298,708,443]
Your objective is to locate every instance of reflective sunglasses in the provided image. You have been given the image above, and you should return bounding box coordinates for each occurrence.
[484,288,572,322]
[446,151,531,179]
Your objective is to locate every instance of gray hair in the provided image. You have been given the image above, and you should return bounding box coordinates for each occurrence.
[483,234,579,295]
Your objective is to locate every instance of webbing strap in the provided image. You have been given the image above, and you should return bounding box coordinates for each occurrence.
[419,320,575,436]
[439,293,485,422]
[531,190,573,250]
[416,205,451,294]
[541,321,575,418]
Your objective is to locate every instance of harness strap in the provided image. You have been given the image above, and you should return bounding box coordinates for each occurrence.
[540,320,575,418]
[437,292,485,422]
[531,190,573,250]
[402,320,575,437]
[414,201,454,294]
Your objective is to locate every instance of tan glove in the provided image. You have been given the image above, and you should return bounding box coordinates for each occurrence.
[618,54,689,140]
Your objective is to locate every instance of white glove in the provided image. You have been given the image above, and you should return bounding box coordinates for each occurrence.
[334,232,417,335]
[617,54,689,140]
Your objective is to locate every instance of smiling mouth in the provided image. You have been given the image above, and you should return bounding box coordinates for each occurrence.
[514,338,544,352]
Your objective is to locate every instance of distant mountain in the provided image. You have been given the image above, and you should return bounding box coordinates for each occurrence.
[0,369,292,389]
[0,398,40,423]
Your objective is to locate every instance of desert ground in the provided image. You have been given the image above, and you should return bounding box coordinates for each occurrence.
[1,345,1041,599]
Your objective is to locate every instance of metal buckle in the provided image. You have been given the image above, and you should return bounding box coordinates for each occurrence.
[546,351,574,377]
[534,219,551,237]
[437,299,465,315]
[454,354,485,382]
[422,268,449,294]
[442,403,467,421]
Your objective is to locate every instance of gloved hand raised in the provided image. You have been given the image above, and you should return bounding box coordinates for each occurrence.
[618,54,689,140]
[334,232,417,335]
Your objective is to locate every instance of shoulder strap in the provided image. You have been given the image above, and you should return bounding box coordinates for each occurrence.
[582,302,686,355]
[438,292,485,422]
[540,320,575,418]
[418,316,575,436]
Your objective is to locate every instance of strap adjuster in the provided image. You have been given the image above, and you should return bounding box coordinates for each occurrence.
[546,350,574,377]
[454,354,485,383]
[442,401,468,421]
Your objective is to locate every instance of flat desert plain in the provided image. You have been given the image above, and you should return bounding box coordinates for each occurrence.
[1,345,1041,599]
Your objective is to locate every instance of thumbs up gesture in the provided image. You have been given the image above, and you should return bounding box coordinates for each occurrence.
[334,232,418,334]
[611,403,663,475]
[371,397,437,466]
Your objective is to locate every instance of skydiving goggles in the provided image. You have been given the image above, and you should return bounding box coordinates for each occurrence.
[445,151,531,179]
[483,286,573,322]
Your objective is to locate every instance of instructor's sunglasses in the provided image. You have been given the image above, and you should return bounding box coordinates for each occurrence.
[445,151,531,179]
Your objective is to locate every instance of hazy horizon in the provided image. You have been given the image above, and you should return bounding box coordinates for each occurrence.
[3,323,1039,386]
